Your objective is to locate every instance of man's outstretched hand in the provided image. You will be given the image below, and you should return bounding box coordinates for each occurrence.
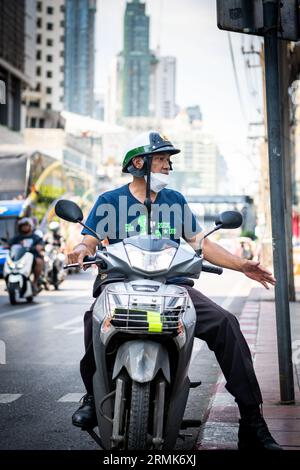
[241,260,276,289]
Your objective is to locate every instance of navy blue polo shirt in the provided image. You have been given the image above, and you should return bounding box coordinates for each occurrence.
[82,184,202,243]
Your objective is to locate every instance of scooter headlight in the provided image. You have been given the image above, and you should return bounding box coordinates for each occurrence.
[16,262,24,269]
[125,245,176,272]
[7,259,16,269]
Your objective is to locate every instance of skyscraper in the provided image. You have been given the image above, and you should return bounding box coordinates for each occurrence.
[23,0,65,128]
[64,0,96,116]
[105,55,123,124]
[122,0,151,117]
[0,0,36,131]
[150,54,177,119]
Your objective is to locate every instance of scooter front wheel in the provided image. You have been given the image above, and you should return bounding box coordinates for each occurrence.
[127,381,150,450]
[8,286,17,305]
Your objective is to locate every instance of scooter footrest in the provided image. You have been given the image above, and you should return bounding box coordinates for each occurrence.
[189,380,202,388]
[180,419,202,429]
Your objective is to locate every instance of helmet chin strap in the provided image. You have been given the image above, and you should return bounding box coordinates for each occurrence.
[143,155,153,235]
[127,155,173,176]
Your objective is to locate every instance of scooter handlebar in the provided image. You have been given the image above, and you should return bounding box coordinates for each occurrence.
[202,263,223,275]
[63,255,107,270]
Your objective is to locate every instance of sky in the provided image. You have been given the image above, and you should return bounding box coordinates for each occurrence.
[95,0,264,193]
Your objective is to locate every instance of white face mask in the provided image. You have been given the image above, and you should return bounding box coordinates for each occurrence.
[144,172,170,193]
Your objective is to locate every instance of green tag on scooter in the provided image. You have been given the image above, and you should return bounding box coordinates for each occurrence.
[147,311,163,332]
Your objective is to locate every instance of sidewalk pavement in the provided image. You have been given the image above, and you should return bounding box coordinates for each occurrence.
[196,278,300,450]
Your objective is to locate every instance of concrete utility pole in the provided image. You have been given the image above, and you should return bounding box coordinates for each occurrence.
[263,0,294,403]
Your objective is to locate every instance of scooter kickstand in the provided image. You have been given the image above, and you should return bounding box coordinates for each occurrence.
[85,428,104,449]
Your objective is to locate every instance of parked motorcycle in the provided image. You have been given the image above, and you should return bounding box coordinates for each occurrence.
[55,199,242,450]
[3,244,35,304]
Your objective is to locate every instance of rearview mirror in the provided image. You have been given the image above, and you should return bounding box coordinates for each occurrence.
[55,200,83,223]
[215,211,243,229]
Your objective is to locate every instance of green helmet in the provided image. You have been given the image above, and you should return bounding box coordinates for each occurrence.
[122,130,180,174]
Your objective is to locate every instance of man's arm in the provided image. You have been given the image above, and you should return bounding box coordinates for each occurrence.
[67,234,99,267]
[186,232,276,289]
[201,237,245,271]
[7,236,18,247]
[186,232,244,269]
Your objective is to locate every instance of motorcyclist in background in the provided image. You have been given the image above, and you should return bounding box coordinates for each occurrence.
[44,221,65,251]
[67,131,281,450]
[8,217,44,294]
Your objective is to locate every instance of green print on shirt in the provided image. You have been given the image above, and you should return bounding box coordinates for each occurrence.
[125,215,176,238]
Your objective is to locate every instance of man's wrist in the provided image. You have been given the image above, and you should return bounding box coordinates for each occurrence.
[240,258,248,271]
[75,242,89,250]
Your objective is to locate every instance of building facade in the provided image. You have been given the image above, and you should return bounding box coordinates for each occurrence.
[122,0,151,117]
[64,0,96,117]
[0,0,36,131]
[186,105,202,123]
[150,54,177,119]
[23,0,65,128]
[105,55,123,124]
[166,112,224,195]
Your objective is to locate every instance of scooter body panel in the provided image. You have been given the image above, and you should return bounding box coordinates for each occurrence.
[112,340,171,383]
[92,278,197,449]
[4,251,34,300]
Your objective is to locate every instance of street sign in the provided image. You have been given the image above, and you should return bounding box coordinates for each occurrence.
[217,0,299,41]
[0,80,5,104]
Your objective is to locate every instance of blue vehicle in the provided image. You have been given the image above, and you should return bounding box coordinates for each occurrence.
[0,200,31,276]
[0,148,94,276]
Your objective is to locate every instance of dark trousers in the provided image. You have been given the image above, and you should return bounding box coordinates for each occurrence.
[80,285,263,406]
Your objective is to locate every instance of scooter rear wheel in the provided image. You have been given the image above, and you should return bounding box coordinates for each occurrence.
[127,381,150,450]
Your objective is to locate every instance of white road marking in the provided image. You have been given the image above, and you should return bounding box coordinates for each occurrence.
[189,280,252,370]
[53,315,83,335]
[190,338,205,365]
[0,394,22,403]
[0,303,52,319]
[0,292,88,323]
[220,278,251,312]
[0,339,6,364]
[58,393,84,402]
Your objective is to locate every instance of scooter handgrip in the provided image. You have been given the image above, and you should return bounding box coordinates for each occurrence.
[83,255,107,270]
[83,255,97,263]
[202,264,223,275]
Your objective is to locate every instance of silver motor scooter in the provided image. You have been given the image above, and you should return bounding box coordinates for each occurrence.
[55,199,242,450]
[4,244,34,304]
[44,242,66,290]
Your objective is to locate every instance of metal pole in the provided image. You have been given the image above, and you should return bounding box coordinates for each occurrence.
[278,41,296,301]
[262,0,294,403]
[144,155,153,235]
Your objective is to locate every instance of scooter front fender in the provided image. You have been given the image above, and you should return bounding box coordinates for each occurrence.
[112,340,170,383]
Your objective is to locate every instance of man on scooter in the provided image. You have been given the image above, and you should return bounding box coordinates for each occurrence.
[8,217,45,294]
[67,131,281,450]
